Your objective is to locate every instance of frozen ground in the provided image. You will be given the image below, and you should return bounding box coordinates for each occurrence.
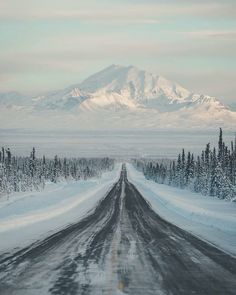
[127,163,236,256]
[0,164,121,253]
[0,129,235,158]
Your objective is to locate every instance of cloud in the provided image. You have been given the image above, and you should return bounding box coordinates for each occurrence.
[0,74,9,83]
[168,69,236,102]
[35,32,236,59]
[181,30,236,39]
[1,32,235,77]
[0,2,235,22]
[0,0,235,100]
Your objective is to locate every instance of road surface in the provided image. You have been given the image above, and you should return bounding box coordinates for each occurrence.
[0,164,236,294]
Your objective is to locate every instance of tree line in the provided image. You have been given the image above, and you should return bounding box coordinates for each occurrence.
[133,129,236,201]
[0,147,115,196]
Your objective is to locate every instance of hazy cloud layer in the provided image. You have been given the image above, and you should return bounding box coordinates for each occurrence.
[0,0,235,102]
[1,2,236,21]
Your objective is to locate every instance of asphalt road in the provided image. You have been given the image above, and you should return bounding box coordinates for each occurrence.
[0,164,236,294]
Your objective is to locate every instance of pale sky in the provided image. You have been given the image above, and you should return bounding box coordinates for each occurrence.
[0,0,236,103]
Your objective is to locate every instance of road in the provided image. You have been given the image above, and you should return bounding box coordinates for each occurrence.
[0,164,236,294]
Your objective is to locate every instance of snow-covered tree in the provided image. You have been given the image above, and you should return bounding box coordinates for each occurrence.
[0,148,115,197]
[133,128,236,201]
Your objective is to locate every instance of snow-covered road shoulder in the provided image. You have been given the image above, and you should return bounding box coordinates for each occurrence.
[126,163,236,256]
[0,164,121,253]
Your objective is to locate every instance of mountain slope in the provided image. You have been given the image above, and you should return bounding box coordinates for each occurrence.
[79,64,191,102]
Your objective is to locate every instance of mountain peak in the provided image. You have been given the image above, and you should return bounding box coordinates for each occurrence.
[79,64,192,104]
[105,64,138,70]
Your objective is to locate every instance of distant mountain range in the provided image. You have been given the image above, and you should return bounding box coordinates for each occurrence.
[0,65,235,130]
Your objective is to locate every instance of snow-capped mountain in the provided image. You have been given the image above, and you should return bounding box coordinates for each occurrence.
[0,65,235,130]
[79,64,191,101]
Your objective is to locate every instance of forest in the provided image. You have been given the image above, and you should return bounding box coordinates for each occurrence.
[0,148,114,195]
[133,129,236,201]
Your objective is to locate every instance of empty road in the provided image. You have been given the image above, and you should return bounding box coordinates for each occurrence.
[0,164,235,294]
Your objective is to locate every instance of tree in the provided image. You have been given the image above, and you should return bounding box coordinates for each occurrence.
[218,128,223,164]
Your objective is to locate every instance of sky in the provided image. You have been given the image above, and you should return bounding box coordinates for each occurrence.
[0,0,236,103]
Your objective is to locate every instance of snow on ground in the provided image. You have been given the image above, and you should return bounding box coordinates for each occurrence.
[0,164,121,253]
[1,162,236,259]
[126,163,236,257]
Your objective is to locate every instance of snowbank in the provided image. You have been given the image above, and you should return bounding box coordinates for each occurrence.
[0,164,121,253]
[127,163,236,256]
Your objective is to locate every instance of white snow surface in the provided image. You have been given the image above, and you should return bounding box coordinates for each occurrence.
[0,164,121,253]
[126,163,236,257]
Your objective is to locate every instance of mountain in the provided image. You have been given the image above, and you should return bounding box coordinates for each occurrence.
[79,64,191,101]
[0,65,235,130]
[36,64,194,111]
